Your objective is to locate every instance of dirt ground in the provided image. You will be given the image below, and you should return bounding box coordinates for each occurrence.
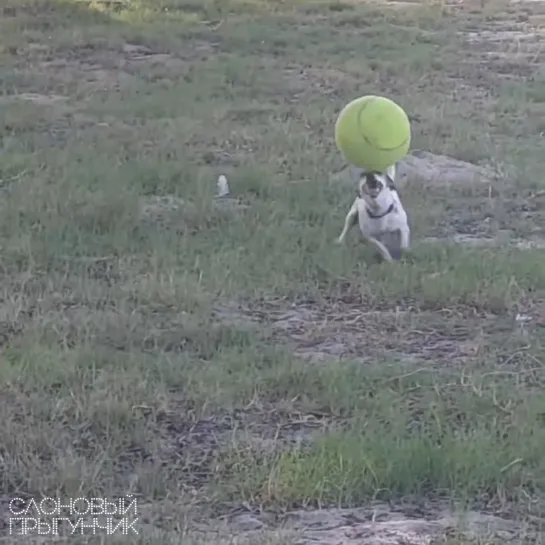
[1,0,545,543]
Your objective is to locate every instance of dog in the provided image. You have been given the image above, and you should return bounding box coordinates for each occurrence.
[336,164,410,262]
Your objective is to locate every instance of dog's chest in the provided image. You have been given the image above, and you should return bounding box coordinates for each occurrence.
[361,208,405,259]
[360,207,400,236]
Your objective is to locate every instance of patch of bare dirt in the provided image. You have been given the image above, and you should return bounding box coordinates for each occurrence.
[0,92,75,125]
[284,506,529,545]
[366,0,424,8]
[0,92,69,106]
[121,402,329,499]
[422,233,545,250]
[397,151,497,187]
[14,40,217,94]
[138,195,249,232]
[119,42,191,74]
[459,16,545,79]
[212,297,523,366]
[283,65,358,99]
[187,504,534,545]
[1,273,536,369]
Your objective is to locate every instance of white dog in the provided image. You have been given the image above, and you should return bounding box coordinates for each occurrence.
[336,164,410,262]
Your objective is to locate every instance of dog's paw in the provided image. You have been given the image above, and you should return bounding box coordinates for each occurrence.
[399,250,415,264]
[388,246,402,260]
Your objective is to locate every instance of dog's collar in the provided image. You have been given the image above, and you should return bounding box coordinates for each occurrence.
[366,203,395,219]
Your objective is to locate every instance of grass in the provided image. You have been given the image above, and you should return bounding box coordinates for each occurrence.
[1,0,545,542]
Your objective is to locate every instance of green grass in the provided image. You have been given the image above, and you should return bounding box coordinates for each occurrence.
[1,0,545,543]
[219,361,545,506]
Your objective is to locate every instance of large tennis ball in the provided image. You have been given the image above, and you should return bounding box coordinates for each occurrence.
[334,95,411,172]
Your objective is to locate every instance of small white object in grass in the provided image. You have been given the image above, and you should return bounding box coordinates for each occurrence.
[216,175,230,198]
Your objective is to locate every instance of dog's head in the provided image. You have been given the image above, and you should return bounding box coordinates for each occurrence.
[358,171,396,200]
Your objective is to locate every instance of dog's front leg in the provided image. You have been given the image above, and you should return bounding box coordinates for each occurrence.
[337,199,359,244]
[400,226,411,250]
[366,236,393,262]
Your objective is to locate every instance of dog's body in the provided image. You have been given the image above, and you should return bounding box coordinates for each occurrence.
[336,164,410,262]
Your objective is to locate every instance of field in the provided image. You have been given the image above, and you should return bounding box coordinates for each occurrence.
[1,0,545,543]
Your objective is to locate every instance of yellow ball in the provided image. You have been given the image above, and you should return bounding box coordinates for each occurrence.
[334,95,411,172]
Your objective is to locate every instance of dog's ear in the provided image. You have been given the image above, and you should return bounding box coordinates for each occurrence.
[358,178,368,197]
[384,164,396,190]
[386,164,396,180]
[385,175,396,191]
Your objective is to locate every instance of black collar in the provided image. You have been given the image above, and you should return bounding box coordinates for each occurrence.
[366,203,395,219]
